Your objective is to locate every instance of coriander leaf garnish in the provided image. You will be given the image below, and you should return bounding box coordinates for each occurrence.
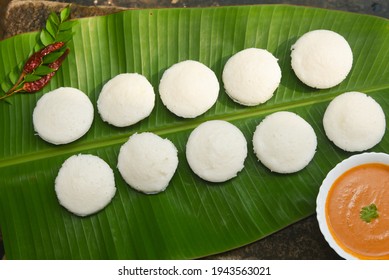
[360,203,379,223]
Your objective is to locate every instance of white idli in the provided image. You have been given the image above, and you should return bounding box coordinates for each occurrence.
[159,60,219,118]
[186,120,247,183]
[222,48,281,106]
[253,111,317,173]
[55,154,116,217]
[323,91,386,152]
[117,132,178,194]
[33,87,94,145]
[97,73,155,127]
[291,29,353,89]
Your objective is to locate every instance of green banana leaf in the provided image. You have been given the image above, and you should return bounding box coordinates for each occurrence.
[1,4,389,259]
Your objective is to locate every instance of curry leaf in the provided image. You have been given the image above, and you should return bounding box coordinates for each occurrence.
[1,81,12,93]
[24,74,43,82]
[33,65,56,76]
[43,51,66,64]
[48,11,60,27]
[0,6,73,101]
[59,21,77,31]
[55,31,74,43]
[45,18,58,38]
[60,5,71,23]
[40,28,55,46]
[7,69,20,85]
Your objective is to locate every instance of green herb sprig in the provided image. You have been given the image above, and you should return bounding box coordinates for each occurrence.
[0,5,77,101]
[39,6,76,48]
[360,203,379,223]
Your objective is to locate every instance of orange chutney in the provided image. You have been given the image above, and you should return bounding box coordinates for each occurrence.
[326,163,389,259]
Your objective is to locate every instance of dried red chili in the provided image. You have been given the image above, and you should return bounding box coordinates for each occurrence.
[22,48,70,93]
[0,47,70,100]
[0,5,74,101]
[22,73,56,93]
[5,42,66,96]
[48,48,69,71]
[23,42,65,74]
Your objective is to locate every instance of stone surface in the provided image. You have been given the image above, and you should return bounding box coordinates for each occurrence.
[1,1,125,38]
[1,0,388,38]
[0,0,387,260]
[205,215,341,260]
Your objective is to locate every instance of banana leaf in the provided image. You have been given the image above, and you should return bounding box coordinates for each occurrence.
[0,4,388,259]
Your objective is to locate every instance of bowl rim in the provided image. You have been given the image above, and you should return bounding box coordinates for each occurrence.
[316,152,389,260]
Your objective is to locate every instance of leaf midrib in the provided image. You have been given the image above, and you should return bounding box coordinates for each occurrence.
[1,84,387,169]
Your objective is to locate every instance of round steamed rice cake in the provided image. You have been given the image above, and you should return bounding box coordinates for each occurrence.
[186,120,247,183]
[222,48,282,106]
[253,111,317,173]
[159,60,219,118]
[291,29,353,89]
[97,73,155,127]
[117,132,179,194]
[323,91,386,152]
[55,154,116,217]
[33,87,94,145]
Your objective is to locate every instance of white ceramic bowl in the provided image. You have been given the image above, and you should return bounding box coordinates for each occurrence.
[316,152,389,260]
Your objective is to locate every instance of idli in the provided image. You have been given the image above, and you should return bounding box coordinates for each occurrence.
[117,132,178,194]
[323,91,386,152]
[33,87,94,145]
[291,29,353,89]
[159,60,219,118]
[97,73,155,127]
[186,120,247,183]
[253,111,317,173]
[55,154,116,217]
[222,48,281,106]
